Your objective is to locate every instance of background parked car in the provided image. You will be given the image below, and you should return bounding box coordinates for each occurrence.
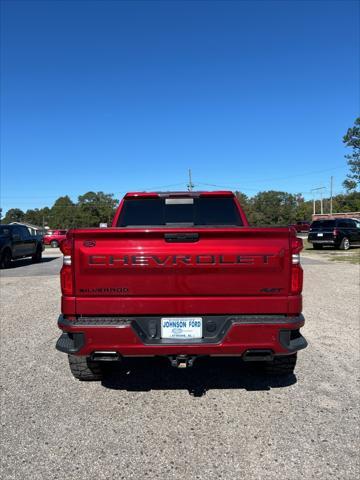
[43,229,68,248]
[290,221,311,233]
[308,218,360,250]
[0,224,44,268]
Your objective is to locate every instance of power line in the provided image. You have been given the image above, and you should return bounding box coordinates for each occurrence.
[196,165,345,188]
[197,182,261,191]
[0,182,186,200]
[1,165,346,200]
[197,182,329,197]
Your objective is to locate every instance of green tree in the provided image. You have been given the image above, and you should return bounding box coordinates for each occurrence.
[50,196,76,229]
[332,191,360,213]
[23,209,40,226]
[294,196,313,221]
[23,208,50,227]
[75,191,118,227]
[234,191,255,223]
[2,208,25,223]
[250,191,298,226]
[343,117,360,191]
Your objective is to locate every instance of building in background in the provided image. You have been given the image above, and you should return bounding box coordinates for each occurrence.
[9,222,44,237]
[312,212,360,221]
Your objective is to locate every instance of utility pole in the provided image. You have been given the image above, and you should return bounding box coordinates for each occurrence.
[311,188,318,215]
[311,187,326,216]
[330,176,333,216]
[320,189,323,214]
[311,191,316,215]
[187,169,194,191]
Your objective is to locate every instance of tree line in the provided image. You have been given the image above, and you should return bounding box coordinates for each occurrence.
[1,189,359,229]
[236,190,359,226]
[1,191,119,229]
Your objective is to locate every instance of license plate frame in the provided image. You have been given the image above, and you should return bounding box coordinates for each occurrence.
[161,317,203,340]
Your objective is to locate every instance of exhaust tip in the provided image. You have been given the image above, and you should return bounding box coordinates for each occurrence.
[243,350,273,362]
[91,351,121,362]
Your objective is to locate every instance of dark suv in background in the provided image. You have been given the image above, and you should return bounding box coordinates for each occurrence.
[0,224,44,268]
[308,218,360,250]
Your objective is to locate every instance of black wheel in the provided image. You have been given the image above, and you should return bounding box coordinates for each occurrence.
[313,244,323,250]
[68,355,103,381]
[340,237,350,250]
[264,354,297,375]
[0,249,12,269]
[32,246,42,263]
[50,240,59,248]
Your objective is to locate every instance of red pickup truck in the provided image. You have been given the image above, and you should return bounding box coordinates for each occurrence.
[289,221,311,233]
[56,191,307,381]
[43,229,68,248]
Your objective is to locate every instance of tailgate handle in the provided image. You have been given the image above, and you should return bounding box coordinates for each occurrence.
[164,233,199,243]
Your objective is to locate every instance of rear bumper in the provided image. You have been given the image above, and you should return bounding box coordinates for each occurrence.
[56,314,307,358]
[308,239,336,245]
[308,236,337,246]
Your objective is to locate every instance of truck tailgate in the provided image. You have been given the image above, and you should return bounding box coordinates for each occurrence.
[69,228,299,316]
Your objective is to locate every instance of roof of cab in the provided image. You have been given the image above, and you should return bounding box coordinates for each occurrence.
[124,191,234,198]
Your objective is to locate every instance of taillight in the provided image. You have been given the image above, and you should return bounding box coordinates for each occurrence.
[290,236,303,295]
[291,266,303,294]
[60,237,72,256]
[291,236,303,254]
[333,228,338,237]
[60,233,73,296]
[60,265,73,295]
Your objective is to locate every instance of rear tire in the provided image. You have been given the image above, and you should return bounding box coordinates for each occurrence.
[68,355,103,381]
[51,240,59,248]
[0,249,12,269]
[265,354,297,375]
[313,244,323,250]
[340,237,350,250]
[32,246,42,263]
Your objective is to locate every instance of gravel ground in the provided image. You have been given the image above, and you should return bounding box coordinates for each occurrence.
[0,257,359,480]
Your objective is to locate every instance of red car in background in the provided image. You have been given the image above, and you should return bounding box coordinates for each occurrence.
[43,229,68,248]
[290,221,311,233]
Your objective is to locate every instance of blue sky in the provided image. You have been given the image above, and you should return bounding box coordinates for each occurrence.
[1,0,359,214]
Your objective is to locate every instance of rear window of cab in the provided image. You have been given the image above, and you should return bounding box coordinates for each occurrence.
[0,226,11,236]
[117,197,243,227]
[310,220,335,230]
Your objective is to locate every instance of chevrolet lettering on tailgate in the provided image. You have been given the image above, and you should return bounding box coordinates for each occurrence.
[87,254,276,267]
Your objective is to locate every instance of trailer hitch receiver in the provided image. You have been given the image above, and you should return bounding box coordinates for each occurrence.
[168,355,197,368]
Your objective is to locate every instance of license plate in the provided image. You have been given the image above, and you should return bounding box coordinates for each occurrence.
[317,233,324,237]
[161,317,202,339]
